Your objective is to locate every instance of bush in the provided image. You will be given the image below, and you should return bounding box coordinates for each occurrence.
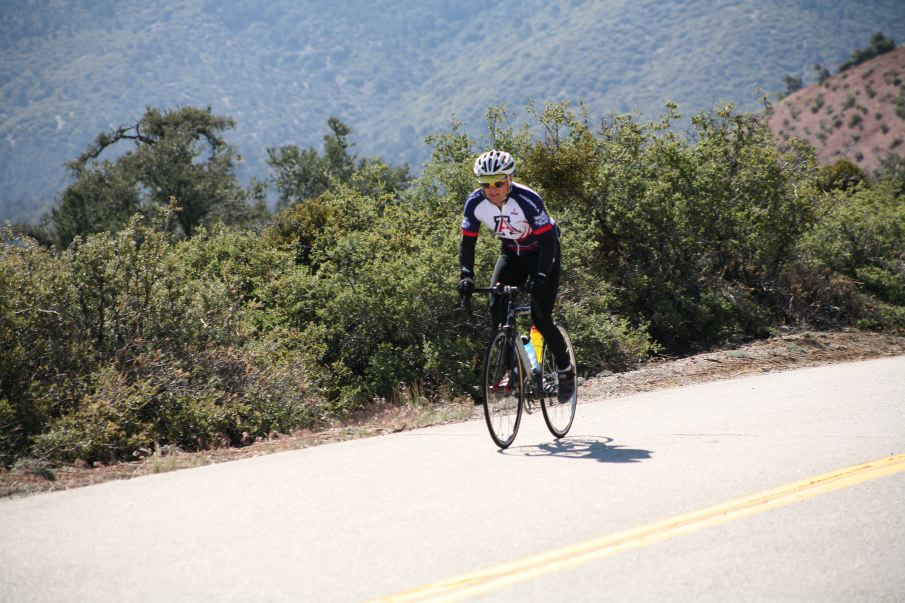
[264,184,473,411]
[0,231,88,464]
[817,159,867,192]
[0,399,20,467]
[1,214,326,466]
[781,265,862,326]
[31,368,158,463]
[492,101,819,350]
[31,346,318,465]
[793,181,905,327]
[4,100,904,468]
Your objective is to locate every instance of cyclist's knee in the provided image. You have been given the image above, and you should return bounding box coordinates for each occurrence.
[530,304,554,328]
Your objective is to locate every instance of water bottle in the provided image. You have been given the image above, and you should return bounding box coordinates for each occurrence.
[530,326,544,365]
[522,335,539,372]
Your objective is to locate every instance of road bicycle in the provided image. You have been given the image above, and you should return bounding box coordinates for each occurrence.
[466,284,577,449]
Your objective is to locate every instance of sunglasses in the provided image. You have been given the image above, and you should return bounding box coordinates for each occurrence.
[480,179,509,189]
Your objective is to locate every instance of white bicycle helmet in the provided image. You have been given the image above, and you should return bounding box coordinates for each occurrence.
[473,150,515,180]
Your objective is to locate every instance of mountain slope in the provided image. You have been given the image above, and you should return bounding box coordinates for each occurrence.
[768,45,905,173]
[3,0,905,223]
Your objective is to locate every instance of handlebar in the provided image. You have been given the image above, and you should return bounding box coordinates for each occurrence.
[472,285,523,296]
[459,284,525,313]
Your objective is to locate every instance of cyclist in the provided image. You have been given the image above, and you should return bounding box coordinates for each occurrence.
[457,149,575,401]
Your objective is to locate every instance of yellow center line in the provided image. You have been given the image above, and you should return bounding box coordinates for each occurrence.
[375,453,905,603]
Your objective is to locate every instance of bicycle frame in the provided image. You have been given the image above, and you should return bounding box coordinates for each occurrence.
[472,285,542,398]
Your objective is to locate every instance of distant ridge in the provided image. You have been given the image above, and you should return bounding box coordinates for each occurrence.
[768,46,905,173]
[3,1,905,223]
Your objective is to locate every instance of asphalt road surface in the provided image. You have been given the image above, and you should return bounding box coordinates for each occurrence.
[2,356,904,602]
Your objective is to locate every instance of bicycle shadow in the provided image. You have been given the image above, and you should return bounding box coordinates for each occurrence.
[503,436,652,463]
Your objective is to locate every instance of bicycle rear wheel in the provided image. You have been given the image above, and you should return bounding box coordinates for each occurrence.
[482,330,524,448]
[541,322,577,438]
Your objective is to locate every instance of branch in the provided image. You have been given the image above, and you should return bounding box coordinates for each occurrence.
[69,120,156,170]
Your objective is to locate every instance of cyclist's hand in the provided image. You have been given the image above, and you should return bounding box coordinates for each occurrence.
[457,277,474,296]
[526,275,547,297]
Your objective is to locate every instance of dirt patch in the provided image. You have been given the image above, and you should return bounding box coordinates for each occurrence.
[2,328,903,499]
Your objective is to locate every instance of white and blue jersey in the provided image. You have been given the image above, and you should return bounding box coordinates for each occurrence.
[460,182,559,256]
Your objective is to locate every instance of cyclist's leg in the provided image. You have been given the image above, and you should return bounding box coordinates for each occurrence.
[532,260,575,403]
[529,245,570,370]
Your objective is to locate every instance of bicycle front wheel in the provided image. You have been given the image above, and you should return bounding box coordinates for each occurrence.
[482,330,524,449]
[541,322,577,438]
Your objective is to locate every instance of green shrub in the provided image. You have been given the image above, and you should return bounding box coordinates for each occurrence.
[5,99,904,468]
[31,347,318,465]
[856,298,905,330]
[0,399,20,467]
[856,265,905,305]
[794,181,905,326]
[496,102,818,349]
[31,368,158,464]
[797,183,904,277]
[0,231,89,465]
[817,159,866,192]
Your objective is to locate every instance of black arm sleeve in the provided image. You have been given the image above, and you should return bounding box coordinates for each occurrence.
[459,235,477,279]
[534,228,558,280]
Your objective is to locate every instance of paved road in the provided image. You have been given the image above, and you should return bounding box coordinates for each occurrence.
[2,356,904,602]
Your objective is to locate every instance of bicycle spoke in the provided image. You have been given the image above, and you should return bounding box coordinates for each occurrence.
[541,323,577,438]
[483,331,523,448]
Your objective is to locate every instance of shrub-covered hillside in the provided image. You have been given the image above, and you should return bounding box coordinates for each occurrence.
[4,1,905,223]
[2,99,904,469]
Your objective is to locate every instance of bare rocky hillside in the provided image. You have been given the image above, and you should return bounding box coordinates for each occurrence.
[769,46,905,173]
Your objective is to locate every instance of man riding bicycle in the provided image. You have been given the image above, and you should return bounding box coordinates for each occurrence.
[456,150,575,402]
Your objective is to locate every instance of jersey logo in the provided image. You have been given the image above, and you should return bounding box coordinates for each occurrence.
[493,215,517,235]
[494,215,530,240]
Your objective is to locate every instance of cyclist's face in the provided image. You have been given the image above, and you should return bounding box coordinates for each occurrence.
[481,176,510,205]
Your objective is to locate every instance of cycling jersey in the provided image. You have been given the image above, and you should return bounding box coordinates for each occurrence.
[460,182,559,256]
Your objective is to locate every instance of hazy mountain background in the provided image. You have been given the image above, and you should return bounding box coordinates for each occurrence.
[3,0,905,223]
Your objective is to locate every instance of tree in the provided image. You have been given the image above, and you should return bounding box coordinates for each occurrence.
[839,32,896,72]
[51,106,264,247]
[778,74,802,99]
[268,116,356,209]
[812,63,830,85]
[322,116,356,181]
[52,159,141,248]
[875,154,905,198]
[267,116,409,210]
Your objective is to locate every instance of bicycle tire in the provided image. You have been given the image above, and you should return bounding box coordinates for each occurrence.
[540,322,577,438]
[482,329,524,448]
